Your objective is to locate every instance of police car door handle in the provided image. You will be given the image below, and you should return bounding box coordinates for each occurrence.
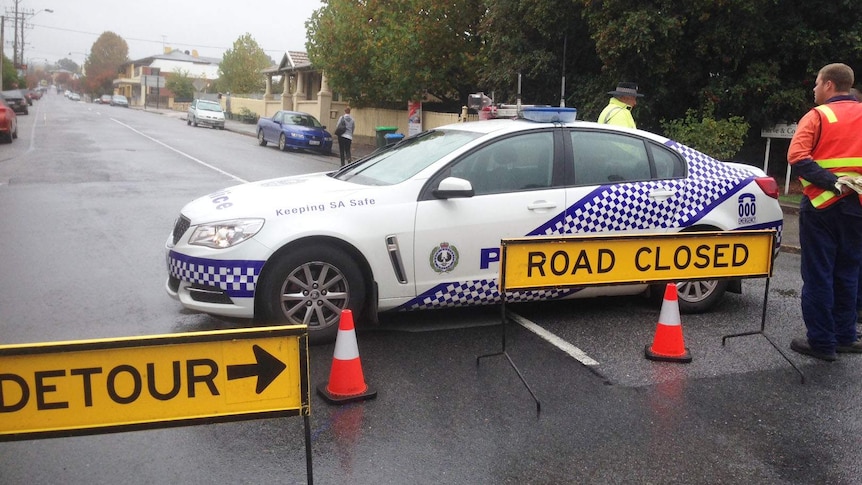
[649,189,676,199]
[527,200,558,211]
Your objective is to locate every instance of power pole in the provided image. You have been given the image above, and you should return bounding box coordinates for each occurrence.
[5,0,26,70]
[1,15,4,91]
[11,1,18,69]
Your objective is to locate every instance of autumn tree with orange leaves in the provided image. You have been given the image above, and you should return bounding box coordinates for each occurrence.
[83,32,129,96]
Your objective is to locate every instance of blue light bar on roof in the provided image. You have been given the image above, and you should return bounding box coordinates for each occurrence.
[521,107,578,123]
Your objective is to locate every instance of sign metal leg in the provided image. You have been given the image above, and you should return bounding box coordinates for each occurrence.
[721,278,805,383]
[477,301,541,416]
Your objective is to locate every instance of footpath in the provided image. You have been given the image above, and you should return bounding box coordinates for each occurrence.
[137,106,800,254]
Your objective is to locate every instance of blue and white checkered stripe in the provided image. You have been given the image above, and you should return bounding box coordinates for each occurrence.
[397,142,778,311]
[168,251,264,298]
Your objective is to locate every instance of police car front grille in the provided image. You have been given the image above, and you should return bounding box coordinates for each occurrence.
[172,215,190,245]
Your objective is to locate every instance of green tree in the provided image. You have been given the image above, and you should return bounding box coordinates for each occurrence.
[56,58,80,74]
[1,53,23,89]
[218,34,270,94]
[306,0,484,106]
[577,0,862,131]
[661,104,750,160]
[83,32,129,95]
[476,0,600,107]
[166,69,195,102]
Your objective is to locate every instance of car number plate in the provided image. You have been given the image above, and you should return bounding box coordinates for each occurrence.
[309,140,320,146]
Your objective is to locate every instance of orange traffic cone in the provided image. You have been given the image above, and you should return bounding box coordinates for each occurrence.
[645,283,692,363]
[317,309,377,404]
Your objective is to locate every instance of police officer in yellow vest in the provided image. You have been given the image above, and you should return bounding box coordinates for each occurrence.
[597,82,643,128]
[788,63,862,361]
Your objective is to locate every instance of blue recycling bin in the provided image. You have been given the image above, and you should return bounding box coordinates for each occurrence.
[384,133,404,146]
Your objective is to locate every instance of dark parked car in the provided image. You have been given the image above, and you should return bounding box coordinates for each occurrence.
[0,90,28,115]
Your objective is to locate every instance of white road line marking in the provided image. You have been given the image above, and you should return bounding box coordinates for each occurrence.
[111,118,248,184]
[507,311,600,366]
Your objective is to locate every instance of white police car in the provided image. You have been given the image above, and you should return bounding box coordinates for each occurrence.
[166,108,783,343]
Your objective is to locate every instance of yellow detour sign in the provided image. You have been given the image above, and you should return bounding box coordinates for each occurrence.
[0,325,309,441]
[501,230,775,291]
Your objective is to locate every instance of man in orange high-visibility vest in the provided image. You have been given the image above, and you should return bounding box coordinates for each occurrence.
[788,63,862,361]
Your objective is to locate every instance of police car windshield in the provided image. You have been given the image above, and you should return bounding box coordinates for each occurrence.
[335,130,481,185]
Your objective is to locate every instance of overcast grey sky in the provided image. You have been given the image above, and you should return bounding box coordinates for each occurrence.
[2,0,324,65]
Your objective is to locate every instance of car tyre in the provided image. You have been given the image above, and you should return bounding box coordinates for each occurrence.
[677,279,729,313]
[187,117,191,126]
[257,130,267,146]
[192,116,198,127]
[257,245,366,345]
[278,133,288,151]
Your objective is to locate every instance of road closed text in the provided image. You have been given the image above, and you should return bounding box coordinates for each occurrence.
[502,231,775,291]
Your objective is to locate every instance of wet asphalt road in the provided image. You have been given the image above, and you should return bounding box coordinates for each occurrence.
[1,93,862,484]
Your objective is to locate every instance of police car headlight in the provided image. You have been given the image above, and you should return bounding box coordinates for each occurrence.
[188,219,264,249]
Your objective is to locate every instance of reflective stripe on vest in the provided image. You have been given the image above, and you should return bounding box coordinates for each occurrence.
[800,170,858,207]
[800,102,862,208]
[815,105,838,123]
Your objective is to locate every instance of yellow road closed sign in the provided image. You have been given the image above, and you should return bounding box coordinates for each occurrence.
[501,230,775,291]
[0,325,309,441]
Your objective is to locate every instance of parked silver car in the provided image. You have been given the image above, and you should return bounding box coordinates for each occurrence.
[110,94,129,107]
[187,99,225,129]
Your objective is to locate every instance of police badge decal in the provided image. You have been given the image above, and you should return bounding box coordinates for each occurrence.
[430,242,459,273]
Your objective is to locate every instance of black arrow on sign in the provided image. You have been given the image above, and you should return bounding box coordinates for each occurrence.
[226,345,287,394]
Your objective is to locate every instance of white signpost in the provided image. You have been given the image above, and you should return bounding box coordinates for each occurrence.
[761,123,797,195]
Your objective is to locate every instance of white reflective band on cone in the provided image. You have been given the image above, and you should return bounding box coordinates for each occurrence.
[332,329,360,360]
[658,297,681,326]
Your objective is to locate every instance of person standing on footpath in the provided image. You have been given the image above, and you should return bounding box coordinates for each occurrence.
[597,82,644,128]
[335,107,355,166]
[788,63,862,361]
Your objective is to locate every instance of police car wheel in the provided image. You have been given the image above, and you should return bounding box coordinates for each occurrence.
[674,279,728,314]
[257,130,267,146]
[257,245,366,345]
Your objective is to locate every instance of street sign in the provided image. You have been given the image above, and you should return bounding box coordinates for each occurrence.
[761,123,797,139]
[143,75,166,88]
[500,230,775,292]
[0,325,309,441]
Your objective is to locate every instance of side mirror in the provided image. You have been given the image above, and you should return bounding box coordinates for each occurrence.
[433,177,474,199]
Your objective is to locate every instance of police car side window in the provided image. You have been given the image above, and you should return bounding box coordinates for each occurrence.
[571,131,653,184]
[649,144,685,179]
[449,131,555,195]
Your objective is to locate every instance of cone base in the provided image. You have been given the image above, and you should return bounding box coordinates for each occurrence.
[645,344,692,363]
[317,382,378,404]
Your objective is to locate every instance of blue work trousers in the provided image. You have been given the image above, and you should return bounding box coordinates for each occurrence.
[799,196,862,352]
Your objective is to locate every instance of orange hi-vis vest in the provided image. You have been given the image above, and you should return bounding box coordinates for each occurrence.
[801,101,862,208]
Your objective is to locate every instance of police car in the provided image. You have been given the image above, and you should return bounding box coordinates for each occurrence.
[166,108,783,343]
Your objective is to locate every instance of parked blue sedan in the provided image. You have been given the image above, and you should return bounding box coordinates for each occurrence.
[257,110,333,155]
